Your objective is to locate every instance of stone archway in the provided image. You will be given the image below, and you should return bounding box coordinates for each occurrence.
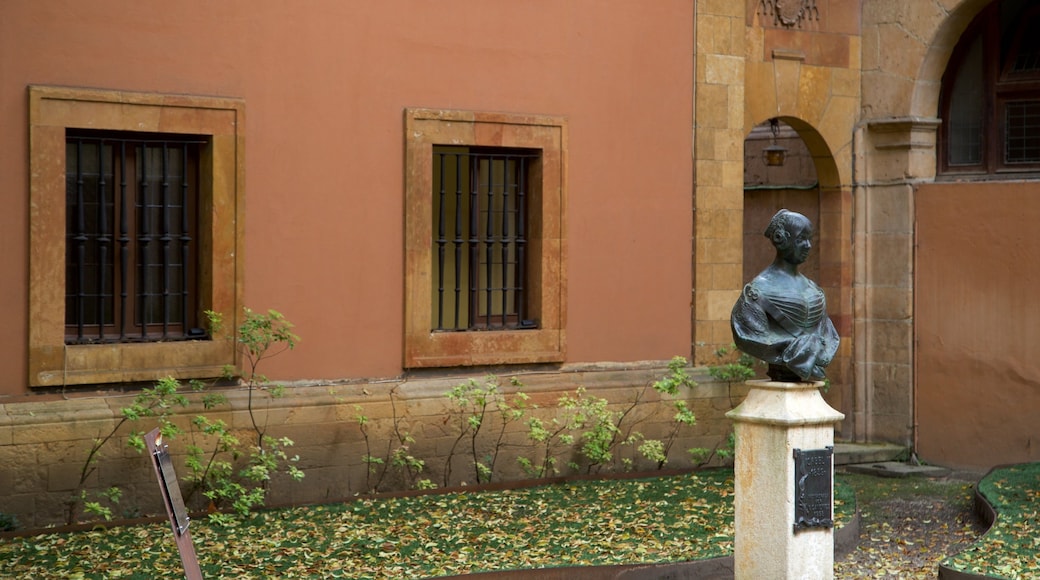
[743,119,822,284]
[909,0,995,119]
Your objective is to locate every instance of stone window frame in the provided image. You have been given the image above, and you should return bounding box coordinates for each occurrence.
[28,85,244,387]
[403,108,566,368]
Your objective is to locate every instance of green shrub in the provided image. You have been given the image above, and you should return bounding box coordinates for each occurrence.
[67,307,303,526]
[0,512,18,532]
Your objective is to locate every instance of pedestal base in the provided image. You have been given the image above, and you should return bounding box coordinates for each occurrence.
[726,380,845,580]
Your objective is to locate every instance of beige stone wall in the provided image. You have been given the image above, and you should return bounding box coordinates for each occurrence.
[738,0,998,447]
[861,0,987,120]
[694,0,748,366]
[0,363,743,528]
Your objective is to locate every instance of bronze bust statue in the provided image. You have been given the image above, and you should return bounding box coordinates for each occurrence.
[731,209,839,382]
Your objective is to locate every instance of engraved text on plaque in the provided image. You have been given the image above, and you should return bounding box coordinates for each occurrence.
[793,446,834,532]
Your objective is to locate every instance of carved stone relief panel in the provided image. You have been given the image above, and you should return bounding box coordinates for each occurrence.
[759,0,819,28]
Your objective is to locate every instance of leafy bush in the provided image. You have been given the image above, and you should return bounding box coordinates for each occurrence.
[355,387,432,492]
[443,375,529,486]
[0,512,19,532]
[706,345,759,382]
[67,307,303,525]
[197,308,304,516]
[355,357,734,492]
[67,375,196,524]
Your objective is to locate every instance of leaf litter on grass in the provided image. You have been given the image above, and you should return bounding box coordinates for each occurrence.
[942,463,1040,579]
[1,468,856,579]
[834,471,987,580]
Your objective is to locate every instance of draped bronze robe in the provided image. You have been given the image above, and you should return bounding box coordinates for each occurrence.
[730,273,839,382]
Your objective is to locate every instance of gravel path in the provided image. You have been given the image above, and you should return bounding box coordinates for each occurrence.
[835,471,987,579]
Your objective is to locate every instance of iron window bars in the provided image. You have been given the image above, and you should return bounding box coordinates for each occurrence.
[65,131,206,344]
[432,147,539,332]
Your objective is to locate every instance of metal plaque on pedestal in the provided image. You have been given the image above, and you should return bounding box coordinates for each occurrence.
[793,446,834,532]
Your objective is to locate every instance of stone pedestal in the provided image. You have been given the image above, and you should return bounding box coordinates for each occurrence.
[726,380,845,580]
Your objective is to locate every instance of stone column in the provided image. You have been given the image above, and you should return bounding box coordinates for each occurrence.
[692,0,746,366]
[726,379,845,579]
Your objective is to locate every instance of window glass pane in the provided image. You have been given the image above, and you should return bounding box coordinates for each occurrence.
[431,147,471,330]
[1003,0,1040,73]
[66,132,201,342]
[136,143,189,327]
[1005,101,1040,163]
[476,156,521,321]
[65,139,116,330]
[948,36,984,166]
[431,147,534,331]
[1010,35,1040,73]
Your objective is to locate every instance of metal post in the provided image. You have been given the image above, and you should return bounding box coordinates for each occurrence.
[144,428,203,580]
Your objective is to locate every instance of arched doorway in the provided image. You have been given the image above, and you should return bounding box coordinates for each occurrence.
[743,117,851,433]
[743,119,822,283]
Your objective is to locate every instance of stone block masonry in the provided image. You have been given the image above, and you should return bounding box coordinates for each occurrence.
[0,361,743,529]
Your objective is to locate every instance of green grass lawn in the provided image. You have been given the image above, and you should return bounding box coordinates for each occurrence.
[941,463,1040,579]
[15,462,1040,580]
[0,469,851,579]
[0,469,761,579]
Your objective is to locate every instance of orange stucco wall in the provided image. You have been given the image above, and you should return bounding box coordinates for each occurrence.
[0,1,694,395]
[916,182,1040,468]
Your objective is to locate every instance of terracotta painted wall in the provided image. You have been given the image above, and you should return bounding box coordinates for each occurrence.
[916,182,1040,469]
[0,1,694,396]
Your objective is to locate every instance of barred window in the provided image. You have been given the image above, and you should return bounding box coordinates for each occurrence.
[940,1,1040,175]
[1005,101,1040,164]
[403,108,566,369]
[431,147,538,332]
[65,131,206,343]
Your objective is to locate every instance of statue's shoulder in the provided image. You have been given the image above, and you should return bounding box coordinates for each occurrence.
[742,282,761,301]
[735,280,770,333]
[744,270,776,301]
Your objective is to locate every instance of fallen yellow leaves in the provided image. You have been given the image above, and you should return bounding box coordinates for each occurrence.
[1,469,855,579]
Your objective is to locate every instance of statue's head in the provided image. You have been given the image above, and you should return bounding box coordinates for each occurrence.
[764,209,812,265]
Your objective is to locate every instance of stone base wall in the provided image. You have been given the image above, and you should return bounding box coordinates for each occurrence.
[0,361,748,529]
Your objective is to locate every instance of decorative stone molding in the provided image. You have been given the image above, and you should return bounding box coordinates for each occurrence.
[402,108,567,368]
[760,0,819,28]
[772,48,807,62]
[866,116,941,151]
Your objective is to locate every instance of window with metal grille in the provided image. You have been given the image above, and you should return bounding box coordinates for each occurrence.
[940,1,1040,175]
[1005,101,1040,164]
[65,131,206,343]
[432,146,539,331]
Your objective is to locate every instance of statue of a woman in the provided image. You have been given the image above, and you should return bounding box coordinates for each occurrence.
[731,209,839,382]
